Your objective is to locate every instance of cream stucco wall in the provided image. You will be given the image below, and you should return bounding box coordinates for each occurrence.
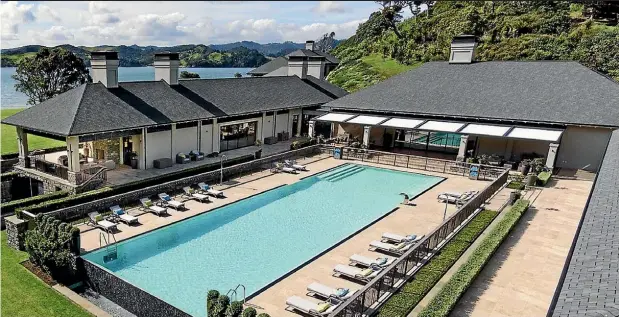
[557,126,613,171]
[265,66,288,77]
[200,124,213,153]
[275,112,290,135]
[146,130,172,168]
[173,126,198,155]
[263,115,274,139]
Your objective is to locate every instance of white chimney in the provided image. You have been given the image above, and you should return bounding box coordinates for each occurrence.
[154,52,180,85]
[449,35,477,64]
[90,51,119,88]
[287,55,308,79]
[307,56,326,80]
[305,40,315,51]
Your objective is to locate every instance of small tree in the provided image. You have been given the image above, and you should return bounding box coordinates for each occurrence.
[180,71,200,79]
[25,214,78,280]
[242,307,257,317]
[225,301,243,317]
[234,72,243,78]
[12,47,91,105]
[257,314,271,317]
[207,290,220,313]
[211,295,230,317]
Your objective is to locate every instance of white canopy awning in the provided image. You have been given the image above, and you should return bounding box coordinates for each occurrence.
[460,124,512,137]
[380,118,425,129]
[314,113,356,123]
[417,120,465,133]
[507,127,563,142]
[347,115,388,125]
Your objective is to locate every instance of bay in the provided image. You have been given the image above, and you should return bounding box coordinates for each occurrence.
[1,67,253,109]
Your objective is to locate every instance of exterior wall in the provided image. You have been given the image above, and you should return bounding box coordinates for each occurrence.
[337,123,364,140]
[200,124,213,154]
[92,139,121,164]
[263,115,274,139]
[265,66,288,77]
[275,112,290,135]
[370,127,387,147]
[475,136,508,156]
[307,59,326,80]
[146,131,172,169]
[130,134,143,169]
[173,127,198,155]
[289,108,303,136]
[557,126,613,171]
[511,139,551,161]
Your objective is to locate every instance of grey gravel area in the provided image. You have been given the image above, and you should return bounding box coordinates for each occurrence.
[80,288,137,317]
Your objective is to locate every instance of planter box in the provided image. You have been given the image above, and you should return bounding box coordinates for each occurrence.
[264,136,278,145]
[153,158,172,169]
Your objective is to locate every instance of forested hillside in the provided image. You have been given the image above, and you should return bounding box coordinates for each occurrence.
[328,1,619,92]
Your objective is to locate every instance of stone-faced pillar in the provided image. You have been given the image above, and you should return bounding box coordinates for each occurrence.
[363,126,371,147]
[16,127,29,167]
[457,134,469,162]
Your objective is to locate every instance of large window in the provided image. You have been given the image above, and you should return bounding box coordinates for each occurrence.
[219,121,257,152]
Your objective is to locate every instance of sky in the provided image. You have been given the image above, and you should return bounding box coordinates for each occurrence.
[0,1,390,48]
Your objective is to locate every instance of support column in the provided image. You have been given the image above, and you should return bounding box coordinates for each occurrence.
[296,111,302,137]
[141,128,147,169]
[261,112,267,141]
[272,111,277,137]
[308,120,316,138]
[503,138,514,161]
[363,126,371,147]
[16,127,29,167]
[546,143,559,169]
[197,121,202,152]
[457,134,469,161]
[66,136,80,172]
[212,118,220,153]
[170,123,176,159]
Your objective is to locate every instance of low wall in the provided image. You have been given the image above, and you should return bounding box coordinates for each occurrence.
[81,259,191,317]
[1,179,12,203]
[1,158,18,173]
[5,216,28,250]
[45,145,321,221]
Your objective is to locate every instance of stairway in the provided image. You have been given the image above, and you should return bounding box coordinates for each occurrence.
[319,165,365,182]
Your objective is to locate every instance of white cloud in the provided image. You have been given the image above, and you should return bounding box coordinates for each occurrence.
[312,1,345,14]
[36,5,62,23]
[1,1,36,41]
[30,26,75,43]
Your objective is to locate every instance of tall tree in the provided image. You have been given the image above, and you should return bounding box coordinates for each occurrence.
[375,1,405,38]
[12,48,91,105]
[315,32,337,53]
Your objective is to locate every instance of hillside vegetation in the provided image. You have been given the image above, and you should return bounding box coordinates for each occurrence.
[328,1,619,92]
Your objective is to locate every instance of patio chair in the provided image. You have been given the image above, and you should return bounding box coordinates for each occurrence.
[333,264,382,283]
[139,198,168,216]
[158,193,185,210]
[271,162,298,174]
[182,187,210,203]
[109,205,139,225]
[349,254,395,268]
[197,183,225,198]
[381,233,423,244]
[285,296,340,317]
[189,150,204,161]
[306,282,358,302]
[88,212,117,232]
[285,159,308,171]
[368,239,422,255]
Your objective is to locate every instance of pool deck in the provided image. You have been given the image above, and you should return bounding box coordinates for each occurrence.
[77,157,494,316]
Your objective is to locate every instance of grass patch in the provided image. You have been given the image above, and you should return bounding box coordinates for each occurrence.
[418,200,530,317]
[376,209,498,317]
[2,108,66,155]
[1,232,92,317]
[360,54,421,79]
[506,181,525,190]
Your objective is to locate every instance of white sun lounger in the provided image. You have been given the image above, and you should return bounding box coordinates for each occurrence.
[272,163,298,174]
[349,254,395,268]
[182,187,210,203]
[197,183,224,198]
[88,212,117,232]
[333,264,381,283]
[306,282,358,301]
[158,193,185,210]
[139,198,168,216]
[381,233,423,244]
[285,296,339,317]
[285,160,308,171]
[109,205,138,225]
[369,240,418,254]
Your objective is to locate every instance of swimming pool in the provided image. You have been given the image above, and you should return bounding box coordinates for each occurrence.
[83,164,443,316]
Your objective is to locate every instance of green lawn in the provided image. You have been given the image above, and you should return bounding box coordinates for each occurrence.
[360,54,421,79]
[1,108,65,155]
[1,232,92,317]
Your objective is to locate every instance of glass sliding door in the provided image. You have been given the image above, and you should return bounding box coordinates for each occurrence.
[219,121,257,152]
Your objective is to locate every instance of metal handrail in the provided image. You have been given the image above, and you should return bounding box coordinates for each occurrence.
[328,169,509,317]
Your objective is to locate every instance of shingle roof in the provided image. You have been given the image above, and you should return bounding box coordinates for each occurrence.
[247,56,288,75]
[2,76,334,136]
[303,75,348,98]
[322,61,619,127]
[550,129,619,317]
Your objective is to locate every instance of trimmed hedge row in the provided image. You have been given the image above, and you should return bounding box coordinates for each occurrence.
[506,181,525,190]
[1,190,70,215]
[16,187,113,217]
[418,200,530,317]
[0,171,19,181]
[537,171,552,186]
[376,209,499,317]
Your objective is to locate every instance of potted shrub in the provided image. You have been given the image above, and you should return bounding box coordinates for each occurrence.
[518,159,531,175]
[290,141,300,150]
[129,152,139,169]
[254,140,263,159]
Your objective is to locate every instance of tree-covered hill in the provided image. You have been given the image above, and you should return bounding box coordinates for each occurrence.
[328,1,619,93]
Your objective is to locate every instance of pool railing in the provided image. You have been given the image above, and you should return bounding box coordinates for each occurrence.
[327,168,509,317]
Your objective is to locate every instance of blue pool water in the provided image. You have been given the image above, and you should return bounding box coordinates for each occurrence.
[83,164,443,316]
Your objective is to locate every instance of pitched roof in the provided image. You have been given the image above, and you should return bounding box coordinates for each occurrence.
[247,56,288,75]
[303,75,348,98]
[322,61,619,127]
[2,76,334,136]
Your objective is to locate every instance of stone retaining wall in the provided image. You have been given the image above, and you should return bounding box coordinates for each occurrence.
[5,216,28,250]
[81,259,191,317]
[46,145,321,221]
[1,179,12,203]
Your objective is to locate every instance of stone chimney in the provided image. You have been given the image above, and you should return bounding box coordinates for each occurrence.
[449,35,477,64]
[90,51,119,88]
[288,56,308,79]
[154,52,180,85]
[305,40,315,51]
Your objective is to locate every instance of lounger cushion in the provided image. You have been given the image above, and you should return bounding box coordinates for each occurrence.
[95,214,103,222]
[317,302,330,313]
[161,195,171,201]
[335,288,349,297]
[361,268,374,277]
[376,257,388,265]
[144,200,153,207]
[99,220,116,228]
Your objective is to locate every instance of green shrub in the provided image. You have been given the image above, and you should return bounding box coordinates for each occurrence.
[506,181,525,190]
[242,307,257,317]
[225,301,243,317]
[257,314,271,317]
[418,200,530,317]
[16,187,113,218]
[207,290,220,313]
[0,171,18,181]
[211,295,230,317]
[2,190,70,216]
[537,171,551,186]
[377,209,499,317]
